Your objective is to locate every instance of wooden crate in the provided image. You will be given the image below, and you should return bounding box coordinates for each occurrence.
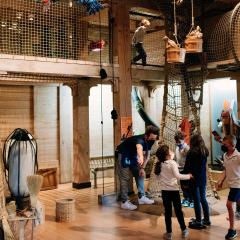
[37,168,58,191]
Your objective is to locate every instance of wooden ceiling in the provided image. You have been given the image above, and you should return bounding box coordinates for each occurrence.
[129,0,240,19]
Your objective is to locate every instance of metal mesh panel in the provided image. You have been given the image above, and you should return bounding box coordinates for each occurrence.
[0,0,109,63]
[130,9,165,66]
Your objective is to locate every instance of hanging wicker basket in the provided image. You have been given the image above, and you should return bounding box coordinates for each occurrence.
[166,47,186,63]
[185,38,203,53]
[56,198,75,222]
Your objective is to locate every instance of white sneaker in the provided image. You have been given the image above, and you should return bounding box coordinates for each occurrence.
[121,200,137,210]
[163,232,172,240]
[182,228,189,238]
[138,195,154,205]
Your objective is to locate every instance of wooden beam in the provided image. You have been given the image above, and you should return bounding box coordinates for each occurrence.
[0,55,164,84]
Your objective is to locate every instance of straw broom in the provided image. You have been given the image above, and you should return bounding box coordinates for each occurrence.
[27,175,43,209]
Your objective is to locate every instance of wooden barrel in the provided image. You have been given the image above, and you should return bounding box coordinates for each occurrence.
[185,38,203,53]
[167,47,186,63]
[56,198,75,222]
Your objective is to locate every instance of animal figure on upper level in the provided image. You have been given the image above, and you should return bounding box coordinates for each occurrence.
[163,36,178,49]
[186,26,203,40]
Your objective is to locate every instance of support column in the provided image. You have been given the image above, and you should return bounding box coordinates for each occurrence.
[111,0,133,199]
[72,80,91,189]
[112,0,132,147]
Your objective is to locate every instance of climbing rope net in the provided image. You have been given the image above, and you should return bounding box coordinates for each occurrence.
[148,1,240,199]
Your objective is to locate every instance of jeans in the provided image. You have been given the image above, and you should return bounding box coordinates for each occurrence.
[191,185,210,222]
[118,154,144,202]
[133,43,147,65]
[162,190,186,233]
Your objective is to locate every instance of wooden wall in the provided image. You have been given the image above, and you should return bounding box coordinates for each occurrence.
[0,86,33,147]
[0,85,72,184]
[34,86,59,170]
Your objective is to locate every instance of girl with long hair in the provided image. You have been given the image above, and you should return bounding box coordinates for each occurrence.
[155,145,192,240]
[183,134,210,229]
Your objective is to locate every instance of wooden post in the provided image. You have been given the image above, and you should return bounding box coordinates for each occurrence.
[72,80,91,189]
[112,0,132,147]
[111,0,133,198]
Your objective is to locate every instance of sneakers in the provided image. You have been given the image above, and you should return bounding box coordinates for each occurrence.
[138,195,154,205]
[182,228,189,238]
[163,232,172,240]
[202,219,211,226]
[181,199,189,207]
[225,229,238,240]
[188,219,206,229]
[120,200,137,210]
[188,202,194,208]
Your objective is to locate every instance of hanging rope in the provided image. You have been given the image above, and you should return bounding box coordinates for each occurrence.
[173,0,179,45]
[188,0,195,34]
[98,10,105,195]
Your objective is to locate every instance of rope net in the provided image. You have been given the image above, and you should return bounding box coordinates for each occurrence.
[0,0,109,63]
[147,0,219,200]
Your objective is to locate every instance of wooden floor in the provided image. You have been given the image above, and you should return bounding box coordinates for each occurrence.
[34,179,239,240]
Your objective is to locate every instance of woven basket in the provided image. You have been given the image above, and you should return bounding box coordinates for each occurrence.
[166,47,186,63]
[185,38,203,53]
[56,198,75,222]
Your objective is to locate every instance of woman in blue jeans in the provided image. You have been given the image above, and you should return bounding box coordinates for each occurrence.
[183,134,211,229]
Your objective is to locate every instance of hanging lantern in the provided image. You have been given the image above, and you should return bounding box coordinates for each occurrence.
[164,0,186,64]
[3,129,38,210]
[184,0,203,53]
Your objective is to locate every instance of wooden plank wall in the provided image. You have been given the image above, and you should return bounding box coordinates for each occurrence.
[0,84,73,184]
[0,86,33,148]
[34,86,59,170]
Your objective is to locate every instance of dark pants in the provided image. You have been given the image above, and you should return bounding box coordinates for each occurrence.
[133,42,147,66]
[162,190,186,233]
[180,180,193,201]
[191,185,210,222]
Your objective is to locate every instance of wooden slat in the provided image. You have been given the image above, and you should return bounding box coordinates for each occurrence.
[0,85,33,146]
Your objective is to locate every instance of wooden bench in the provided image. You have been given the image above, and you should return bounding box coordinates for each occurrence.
[90,156,115,188]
